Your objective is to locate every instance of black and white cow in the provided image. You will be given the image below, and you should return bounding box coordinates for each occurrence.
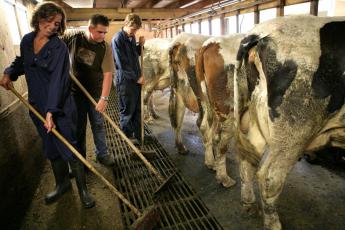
[142,38,172,122]
[234,15,345,229]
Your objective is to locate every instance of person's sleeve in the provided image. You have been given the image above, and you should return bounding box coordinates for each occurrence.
[4,41,25,81]
[111,35,137,81]
[101,42,115,73]
[136,43,142,56]
[45,44,71,115]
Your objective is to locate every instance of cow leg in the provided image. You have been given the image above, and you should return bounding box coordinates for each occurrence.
[147,93,159,119]
[213,121,236,188]
[143,89,154,123]
[239,155,257,215]
[198,104,215,170]
[169,90,189,155]
[257,145,302,230]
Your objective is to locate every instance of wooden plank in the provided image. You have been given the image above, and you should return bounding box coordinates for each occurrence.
[65,8,199,21]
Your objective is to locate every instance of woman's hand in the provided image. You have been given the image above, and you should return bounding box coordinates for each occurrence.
[44,112,56,133]
[137,75,145,85]
[0,74,13,90]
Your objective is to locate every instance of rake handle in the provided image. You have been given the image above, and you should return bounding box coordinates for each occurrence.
[140,44,144,149]
[8,85,142,217]
[71,74,165,182]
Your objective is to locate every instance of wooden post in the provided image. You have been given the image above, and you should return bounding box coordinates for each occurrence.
[182,23,185,32]
[175,25,179,35]
[236,10,239,33]
[170,27,173,38]
[208,16,212,35]
[310,0,319,16]
[277,0,285,17]
[165,28,168,38]
[254,5,259,24]
[198,19,202,34]
[220,13,226,35]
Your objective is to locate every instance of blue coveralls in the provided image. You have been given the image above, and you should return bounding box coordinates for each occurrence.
[4,32,78,161]
[111,29,142,140]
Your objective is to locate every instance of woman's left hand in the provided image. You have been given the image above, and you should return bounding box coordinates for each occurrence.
[96,99,108,113]
[44,112,56,133]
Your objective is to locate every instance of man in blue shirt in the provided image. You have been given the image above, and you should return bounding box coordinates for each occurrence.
[111,14,145,144]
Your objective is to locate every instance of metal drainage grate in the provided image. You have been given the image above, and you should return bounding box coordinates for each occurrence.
[105,89,223,230]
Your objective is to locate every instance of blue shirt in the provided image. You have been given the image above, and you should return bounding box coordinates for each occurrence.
[4,32,72,116]
[111,28,141,82]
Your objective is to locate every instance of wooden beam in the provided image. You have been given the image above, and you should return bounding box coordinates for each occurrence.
[64,8,199,21]
[166,0,215,8]
[310,0,319,16]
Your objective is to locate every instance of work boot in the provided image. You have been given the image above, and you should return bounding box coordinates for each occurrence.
[45,158,72,204]
[70,160,95,208]
[96,154,115,166]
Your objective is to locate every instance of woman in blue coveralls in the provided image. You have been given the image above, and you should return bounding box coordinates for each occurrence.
[0,2,94,208]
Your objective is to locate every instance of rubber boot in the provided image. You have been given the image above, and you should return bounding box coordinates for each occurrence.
[70,160,95,208]
[45,158,72,204]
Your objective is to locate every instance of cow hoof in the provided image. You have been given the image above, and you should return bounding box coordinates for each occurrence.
[218,176,236,188]
[177,145,189,155]
[205,162,215,171]
[242,203,258,217]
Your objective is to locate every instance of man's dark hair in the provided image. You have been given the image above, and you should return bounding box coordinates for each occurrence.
[89,14,110,27]
[124,13,142,28]
[31,1,66,35]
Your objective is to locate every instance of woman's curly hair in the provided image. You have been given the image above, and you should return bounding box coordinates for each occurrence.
[30,1,66,35]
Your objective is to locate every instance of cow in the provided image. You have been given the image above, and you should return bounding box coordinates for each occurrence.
[169,33,235,187]
[142,38,172,123]
[195,34,245,188]
[234,15,345,229]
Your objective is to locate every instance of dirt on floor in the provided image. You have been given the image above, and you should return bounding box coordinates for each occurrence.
[20,125,123,230]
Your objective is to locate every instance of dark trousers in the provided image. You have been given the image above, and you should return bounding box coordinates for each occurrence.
[29,96,79,161]
[73,94,108,158]
[117,78,141,141]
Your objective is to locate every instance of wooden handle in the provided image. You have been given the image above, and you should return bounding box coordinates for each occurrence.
[70,74,165,182]
[9,85,142,217]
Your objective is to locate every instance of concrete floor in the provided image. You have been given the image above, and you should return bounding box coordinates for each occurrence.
[148,90,345,230]
[18,89,345,229]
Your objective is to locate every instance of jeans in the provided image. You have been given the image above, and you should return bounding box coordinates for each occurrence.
[116,77,142,141]
[74,94,108,158]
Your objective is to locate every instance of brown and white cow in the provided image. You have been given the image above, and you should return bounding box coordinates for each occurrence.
[169,33,236,187]
[195,34,245,188]
[142,38,172,122]
[234,15,345,229]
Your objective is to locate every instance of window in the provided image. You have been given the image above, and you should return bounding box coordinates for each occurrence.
[211,17,221,36]
[184,23,191,33]
[260,8,276,23]
[16,3,30,35]
[201,20,209,35]
[191,21,199,34]
[238,12,254,33]
[226,15,237,34]
[284,2,311,16]
[4,0,21,45]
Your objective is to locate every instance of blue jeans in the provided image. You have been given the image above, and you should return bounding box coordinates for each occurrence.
[74,94,108,158]
[116,77,142,141]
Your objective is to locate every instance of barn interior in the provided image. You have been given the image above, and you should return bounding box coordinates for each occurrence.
[1,0,345,229]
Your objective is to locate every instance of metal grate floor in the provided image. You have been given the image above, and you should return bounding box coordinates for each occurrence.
[105,89,223,230]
